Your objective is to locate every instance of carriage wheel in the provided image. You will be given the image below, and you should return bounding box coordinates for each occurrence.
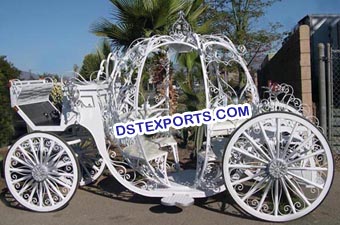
[4,132,79,212]
[63,126,105,186]
[222,112,334,222]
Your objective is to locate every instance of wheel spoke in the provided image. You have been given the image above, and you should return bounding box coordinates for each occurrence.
[227,164,267,169]
[276,118,280,158]
[242,176,269,201]
[28,183,38,203]
[55,161,73,168]
[29,139,40,164]
[280,177,297,214]
[274,179,279,216]
[79,160,93,178]
[231,170,266,186]
[18,145,36,166]
[243,132,271,161]
[46,179,65,200]
[11,156,33,169]
[284,175,311,206]
[288,167,327,171]
[232,147,269,164]
[18,179,34,195]
[256,180,273,211]
[64,127,104,186]
[5,133,80,212]
[9,167,32,174]
[285,134,315,160]
[11,174,32,184]
[91,164,101,172]
[50,149,65,164]
[288,149,325,165]
[259,122,275,158]
[48,175,72,189]
[44,140,56,164]
[282,121,299,158]
[39,182,43,207]
[40,137,44,164]
[50,172,74,178]
[287,171,323,189]
[43,181,55,206]
[223,112,333,221]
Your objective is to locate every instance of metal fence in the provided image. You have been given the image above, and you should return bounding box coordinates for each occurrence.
[330,48,340,154]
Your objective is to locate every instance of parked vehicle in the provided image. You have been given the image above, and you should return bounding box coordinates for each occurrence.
[4,13,333,222]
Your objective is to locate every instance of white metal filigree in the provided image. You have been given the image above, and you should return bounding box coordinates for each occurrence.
[5,132,79,212]
[223,112,333,221]
[4,11,334,222]
[259,83,323,132]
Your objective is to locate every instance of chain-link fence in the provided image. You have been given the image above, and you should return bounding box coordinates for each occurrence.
[330,49,340,154]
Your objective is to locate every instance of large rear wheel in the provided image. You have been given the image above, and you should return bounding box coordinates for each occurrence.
[222,112,334,222]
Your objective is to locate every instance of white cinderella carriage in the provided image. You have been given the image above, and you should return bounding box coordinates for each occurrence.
[4,12,333,222]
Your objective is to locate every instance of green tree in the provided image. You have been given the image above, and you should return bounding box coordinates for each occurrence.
[38,73,63,109]
[79,39,112,80]
[92,0,212,151]
[91,0,211,49]
[204,0,282,68]
[175,51,205,112]
[0,56,20,146]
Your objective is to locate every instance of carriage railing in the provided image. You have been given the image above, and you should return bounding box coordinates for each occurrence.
[9,78,55,106]
[259,83,322,132]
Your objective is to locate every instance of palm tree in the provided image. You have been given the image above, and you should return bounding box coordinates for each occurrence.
[175,51,205,112]
[79,39,112,80]
[91,0,211,49]
[91,0,212,151]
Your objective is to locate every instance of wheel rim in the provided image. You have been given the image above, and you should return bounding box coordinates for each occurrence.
[64,126,105,186]
[222,112,334,222]
[5,132,79,212]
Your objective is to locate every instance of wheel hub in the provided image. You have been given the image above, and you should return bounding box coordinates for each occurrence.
[32,164,49,182]
[267,159,287,179]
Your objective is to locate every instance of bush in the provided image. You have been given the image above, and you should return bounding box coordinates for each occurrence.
[0,56,20,147]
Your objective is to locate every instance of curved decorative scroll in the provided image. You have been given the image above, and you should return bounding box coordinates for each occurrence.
[258,83,323,132]
[169,11,192,39]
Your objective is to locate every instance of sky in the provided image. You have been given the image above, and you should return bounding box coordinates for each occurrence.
[0,0,340,75]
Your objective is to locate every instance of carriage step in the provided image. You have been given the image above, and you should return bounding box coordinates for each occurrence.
[161,194,194,207]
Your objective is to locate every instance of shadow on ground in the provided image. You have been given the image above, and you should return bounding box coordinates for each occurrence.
[0,188,28,212]
[81,174,255,221]
[0,168,255,222]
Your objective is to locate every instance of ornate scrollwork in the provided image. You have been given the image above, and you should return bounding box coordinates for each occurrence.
[107,146,158,191]
[169,11,192,39]
[259,83,323,132]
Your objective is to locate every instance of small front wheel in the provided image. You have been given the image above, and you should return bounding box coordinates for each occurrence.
[222,112,334,222]
[4,132,79,212]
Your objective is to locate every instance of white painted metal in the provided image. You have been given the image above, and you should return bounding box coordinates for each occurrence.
[259,83,323,131]
[222,112,333,222]
[4,132,79,212]
[95,11,258,198]
[9,78,55,106]
[64,126,105,186]
[67,139,81,145]
[161,194,194,207]
[4,11,334,221]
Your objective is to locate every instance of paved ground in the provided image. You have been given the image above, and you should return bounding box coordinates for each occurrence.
[0,169,339,225]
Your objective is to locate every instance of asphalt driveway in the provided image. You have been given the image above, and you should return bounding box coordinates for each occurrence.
[0,169,339,225]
